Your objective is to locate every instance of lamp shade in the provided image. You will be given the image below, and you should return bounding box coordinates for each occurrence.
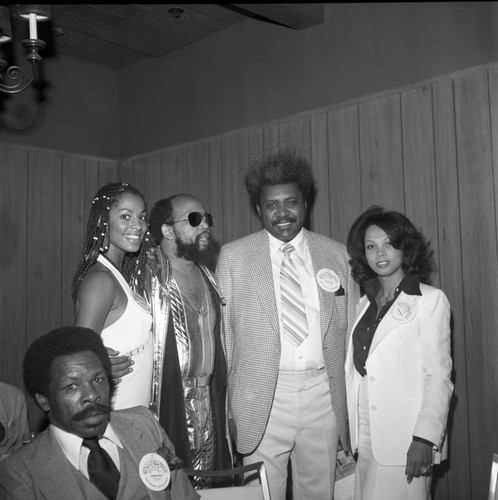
[0,6,12,43]
[18,5,51,22]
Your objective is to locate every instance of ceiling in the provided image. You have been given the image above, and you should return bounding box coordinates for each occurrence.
[11,4,324,70]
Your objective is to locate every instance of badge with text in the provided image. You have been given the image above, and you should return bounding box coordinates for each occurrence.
[317,268,341,292]
[389,298,416,323]
[139,452,170,491]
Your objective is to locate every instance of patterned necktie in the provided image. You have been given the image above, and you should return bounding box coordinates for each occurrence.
[82,437,120,500]
[280,243,309,346]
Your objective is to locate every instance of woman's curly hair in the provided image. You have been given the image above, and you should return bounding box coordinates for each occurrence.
[346,205,436,285]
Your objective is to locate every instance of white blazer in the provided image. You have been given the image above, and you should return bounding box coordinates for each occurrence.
[345,283,454,466]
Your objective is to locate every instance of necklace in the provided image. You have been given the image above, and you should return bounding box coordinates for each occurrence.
[100,253,122,272]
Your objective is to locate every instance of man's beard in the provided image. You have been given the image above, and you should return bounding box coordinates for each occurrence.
[175,231,215,266]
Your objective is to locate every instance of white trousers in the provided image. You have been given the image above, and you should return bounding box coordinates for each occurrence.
[354,376,432,500]
[244,368,338,500]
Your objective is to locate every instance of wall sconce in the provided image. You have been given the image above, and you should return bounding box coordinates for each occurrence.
[0,5,50,94]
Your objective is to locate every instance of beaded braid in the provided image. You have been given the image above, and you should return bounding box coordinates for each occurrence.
[71,182,152,302]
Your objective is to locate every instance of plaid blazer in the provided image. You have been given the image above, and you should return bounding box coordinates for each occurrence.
[216,229,360,455]
[0,406,199,500]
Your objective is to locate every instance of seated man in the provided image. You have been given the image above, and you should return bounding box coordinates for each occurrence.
[0,326,200,500]
[0,381,30,460]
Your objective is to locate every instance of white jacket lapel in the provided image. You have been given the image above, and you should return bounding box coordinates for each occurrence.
[369,293,418,354]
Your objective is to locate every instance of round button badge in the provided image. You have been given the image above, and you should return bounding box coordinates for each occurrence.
[139,452,170,491]
[317,269,341,292]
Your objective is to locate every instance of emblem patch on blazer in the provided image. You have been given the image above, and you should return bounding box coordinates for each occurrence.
[139,452,170,491]
[317,268,341,292]
[389,298,416,323]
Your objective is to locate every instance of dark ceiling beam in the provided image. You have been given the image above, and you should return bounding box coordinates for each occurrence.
[230,3,324,30]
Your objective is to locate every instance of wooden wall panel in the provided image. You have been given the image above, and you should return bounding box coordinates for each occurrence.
[162,146,188,196]
[454,70,498,500]
[401,85,440,285]
[278,116,311,157]
[82,162,99,225]
[141,156,163,210]
[5,61,498,499]
[263,123,279,151]
[61,156,86,326]
[359,95,404,211]
[186,141,210,208]
[220,132,252,243]
[97,162,118,188]
[431,78,469,500]
[248,127,265,234]
[0,144,27,387]
[208,137,225,245]
[488,65,498,500]
[327,105,362,244]
[118,158,146,194]
[310,112,331,237]
[26,151,63,342]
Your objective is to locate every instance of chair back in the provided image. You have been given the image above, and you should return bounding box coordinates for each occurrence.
[184,461,271,500]
[489,453,498,500]
[198,484,264,499]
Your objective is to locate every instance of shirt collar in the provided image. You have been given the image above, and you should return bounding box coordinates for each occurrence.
[364,274,422,300]
[50,421,123,470]
[267,228,306,259]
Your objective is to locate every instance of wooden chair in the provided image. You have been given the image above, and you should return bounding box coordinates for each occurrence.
[184,461,271,500]
[489,453,498,500]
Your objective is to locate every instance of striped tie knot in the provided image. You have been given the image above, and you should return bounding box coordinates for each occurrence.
[282,243,295,257]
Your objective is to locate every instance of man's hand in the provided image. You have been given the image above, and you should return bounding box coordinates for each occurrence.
[106,347,133,385]
[406,440,433,483]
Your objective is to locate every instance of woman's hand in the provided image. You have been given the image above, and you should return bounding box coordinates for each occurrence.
[107,347,133,385]
[405,440,433,483]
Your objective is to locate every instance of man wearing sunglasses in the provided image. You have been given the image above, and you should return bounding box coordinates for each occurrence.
[145,194,232,487]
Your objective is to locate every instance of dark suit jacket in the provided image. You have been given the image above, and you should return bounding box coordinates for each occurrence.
[216,229,360,455]
[0,406,200,500]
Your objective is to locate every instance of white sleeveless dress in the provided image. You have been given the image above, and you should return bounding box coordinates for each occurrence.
[98,255,153,410]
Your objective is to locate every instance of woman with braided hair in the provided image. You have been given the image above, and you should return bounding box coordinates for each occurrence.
[71,182,154,410]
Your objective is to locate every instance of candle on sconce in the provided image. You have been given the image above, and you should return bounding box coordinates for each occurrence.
[28,12,37,39]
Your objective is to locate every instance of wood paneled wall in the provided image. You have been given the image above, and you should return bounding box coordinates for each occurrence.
[2,62,498,498]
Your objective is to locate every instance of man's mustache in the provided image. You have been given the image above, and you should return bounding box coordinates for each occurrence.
[72,403,111,422]
[273,217,296,226]
[196,229,211,242]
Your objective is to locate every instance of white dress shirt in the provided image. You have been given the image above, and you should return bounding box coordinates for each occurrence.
[50,423,123,479]
[268,229,325,371]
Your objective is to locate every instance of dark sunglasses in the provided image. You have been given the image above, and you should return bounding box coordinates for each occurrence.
[172,212,214,227]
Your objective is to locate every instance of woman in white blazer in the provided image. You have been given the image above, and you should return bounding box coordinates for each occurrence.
[345,206,453,500]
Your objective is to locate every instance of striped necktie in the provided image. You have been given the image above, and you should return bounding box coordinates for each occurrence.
[280,243,309,346]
